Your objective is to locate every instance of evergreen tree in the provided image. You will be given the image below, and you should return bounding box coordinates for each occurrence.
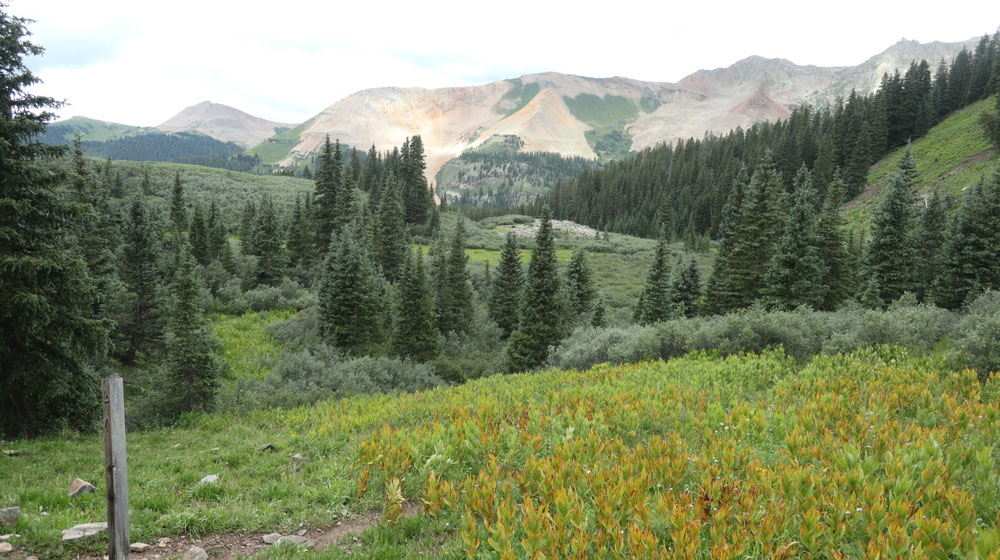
[189,200,209,265]
[935,170,1000,308]
[637,229,674,324]
[391,249,440,362]
[333,171,357,233]
[862,148,919,307]
[670,258,702,317]
[590,297,608,328]
[117,198,165,364]
[318,226,384,352]
[437,220,473,334]
[374,176,408,282]
[165,243,220,416]
[761,166,828,309]
[239,200,258,256]
[817,173,853,310]
[916,189,950,302]
[506,207,564,372]
[565,248,595,317]
[254,196,285,286]
[488,232,524,338]
[314,136,342,246]
[0,7,108,435]
[169,171,186,234]
[286,196,312,268]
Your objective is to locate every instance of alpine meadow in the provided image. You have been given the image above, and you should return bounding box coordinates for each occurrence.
[4,3,1000,559]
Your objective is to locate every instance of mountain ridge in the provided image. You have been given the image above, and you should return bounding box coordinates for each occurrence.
[155,101,296,148]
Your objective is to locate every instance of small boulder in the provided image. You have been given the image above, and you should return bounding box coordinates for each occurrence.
[291,453,303,460]
[275,536,314,549]
[130,542,152,552]
[25,556,38,560]
[258,443,273,452]
[296,529,306,536]
[0,508,18,529]
[261,533,281,545]
[68,478,96,497]
[197,474,218,485]
[0,542,12,554]
[182,546,207,560]
[61,522,108,542]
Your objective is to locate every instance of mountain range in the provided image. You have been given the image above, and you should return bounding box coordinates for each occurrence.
[52,36,978,184]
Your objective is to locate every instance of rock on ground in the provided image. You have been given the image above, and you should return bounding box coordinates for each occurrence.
[130,542,152,552]
[61,522,108,542]
[68,478,96,497]
[0,542,12,553]
[198,474,219,485]
[274,535,314,548]
[182,546,208,560]
[0,508,18,529]
[261,533,281,544]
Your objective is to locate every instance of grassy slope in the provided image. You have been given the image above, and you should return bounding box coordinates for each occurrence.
[43,116,148,142]
[212,310,296,379]
[246,118,314,165]
[844,97,998,228]
[3,350,998,558]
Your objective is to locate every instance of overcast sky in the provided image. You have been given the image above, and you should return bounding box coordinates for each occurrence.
[15,0,1000,126]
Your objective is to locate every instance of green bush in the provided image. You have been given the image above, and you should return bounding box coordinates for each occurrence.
[953,291,1000,381]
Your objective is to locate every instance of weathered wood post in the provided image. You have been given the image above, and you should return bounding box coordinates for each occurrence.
[103,374,130,560]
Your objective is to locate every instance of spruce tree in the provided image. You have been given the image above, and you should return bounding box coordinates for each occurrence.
[318,226,384,352]
[565,248,595,317]
[239,200,258,256]
[817,173,853,310]
[437,219,473,334]
[670,258,702,317]
[506,207,564,372]
[704,166,748,314]
[934,170,1000,308]
[189,200,209,265]
[255,196,285,286]
[333,171,357,233]
[489,232,524,338]
[391,249,440,362]
[374,176,408,282]
[314,136,342,246]
[117,198,165,364]
[762,166,828,310]
[916,189,950,302]
[862,148,919,307]
[591,297,608,328]
[165,243,220,416]
[637,229,673,324]
[0,7,108,436]
[169,171,186,234]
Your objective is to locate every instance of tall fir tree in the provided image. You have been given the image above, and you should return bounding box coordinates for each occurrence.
[488,232,524,338]
[761,166,828,310]
[669,258,702,318]
[189,200,209,265]
[437,219,473,334]
[391,249,440,362]
[318,226,385,352]
[637,228,674,324]
[0,6,108,435]
[374,175,408,282]
[934,170,1000,308]
[816,173,853,310]
[916,189,950,302]
[565,248,595,317]
[165,243,220,416]
[116,198,165,364]
[506,207,564,372]
[862,148,919,307]
[314,136,342,247]
[169,171,186,234]
[254,196,286,286]
[239,200,258,256]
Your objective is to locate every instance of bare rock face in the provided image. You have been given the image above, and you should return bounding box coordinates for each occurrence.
[68,478,96,497]
[61,522,107,542]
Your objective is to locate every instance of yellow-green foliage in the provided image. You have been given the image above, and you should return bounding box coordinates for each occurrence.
[357,349,1000,558]
[212,310,295,379]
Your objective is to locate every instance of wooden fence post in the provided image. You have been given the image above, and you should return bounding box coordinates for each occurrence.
[103,374,130,560]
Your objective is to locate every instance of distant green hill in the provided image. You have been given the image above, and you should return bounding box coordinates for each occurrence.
[39,116,148,144]
[844,97,998,227]
[246,118,314,165]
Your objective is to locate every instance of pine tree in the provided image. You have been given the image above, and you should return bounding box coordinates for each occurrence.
[817,173,853,310]
[0,7,108,435]
[638,229,674,324]
[762,166,828,309]
[591,297,608,328]
[506,207,564,372]
[704,166,748,314]
[916,189,950,302]
[334,171,357,233]
[314,136,342,246]
[934,170,1000,308]
[318,226,384,352]
[437,219,473,334]
[489,232,524,338]
[862,148,919,307]
[169,171,186,234]
[391,249,440,362]
[165,243,220,416]
[565,248,595,317]
[117,198,165,364]
[239,200,258,256]
[189,200,209,265]
[255,196,285,286]
[374,176,408,282]
[670,258,702,317]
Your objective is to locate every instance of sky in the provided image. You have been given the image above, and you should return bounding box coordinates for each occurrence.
[15,0,1000,126]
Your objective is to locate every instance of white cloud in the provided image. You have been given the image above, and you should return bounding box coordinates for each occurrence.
[13,0,1000,125]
